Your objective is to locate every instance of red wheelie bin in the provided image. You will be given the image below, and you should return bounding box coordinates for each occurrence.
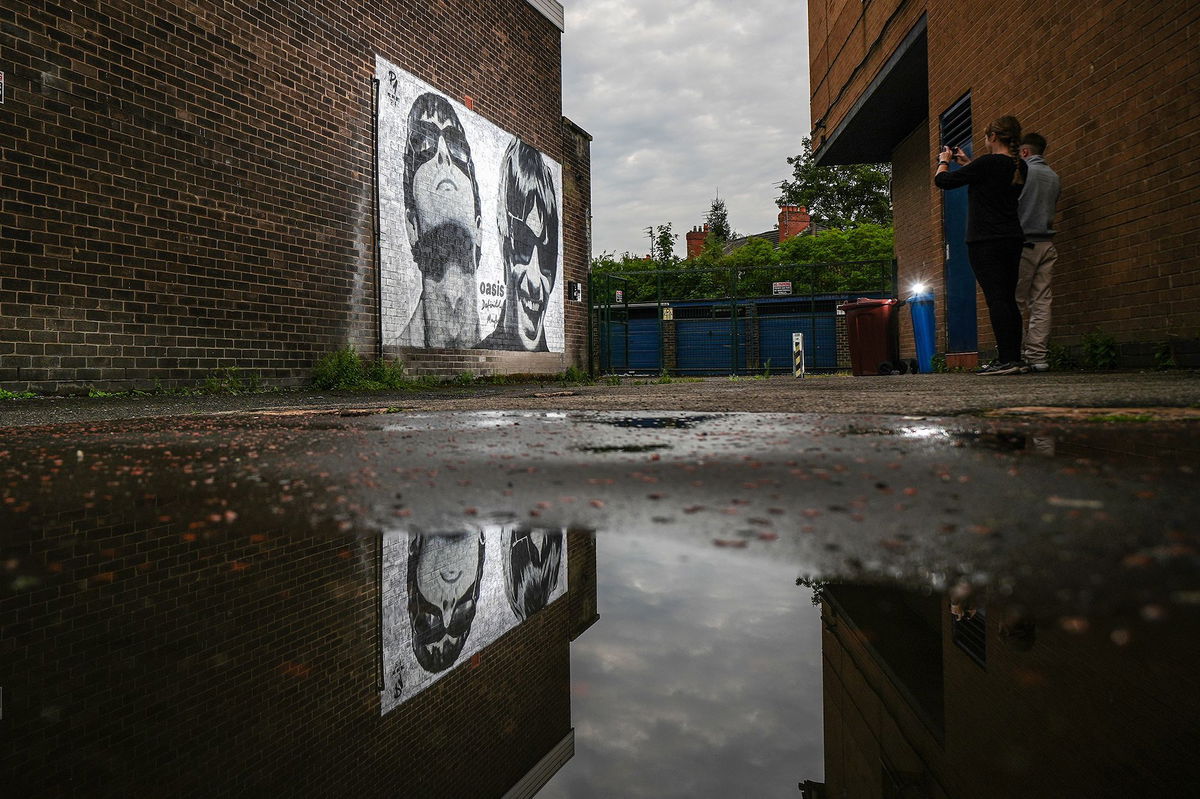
[837,298,902,376]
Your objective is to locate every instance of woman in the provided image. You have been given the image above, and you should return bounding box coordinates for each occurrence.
[935,116,1029,375]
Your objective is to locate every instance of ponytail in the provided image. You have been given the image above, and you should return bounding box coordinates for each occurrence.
[986,115,1025,186]
[1010,154,1025,187]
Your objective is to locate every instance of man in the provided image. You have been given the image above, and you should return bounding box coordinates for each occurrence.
[400,93,482,349]
[503,527,564,621]
[478,137,560,352]
[406,531,485,673]
[1016,132,1061,371]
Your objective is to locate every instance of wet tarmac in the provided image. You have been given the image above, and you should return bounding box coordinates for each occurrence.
[2,410,1198,797]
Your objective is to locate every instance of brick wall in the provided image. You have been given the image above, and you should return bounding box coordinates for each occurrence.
[811,0,1200,363]
[1,473,597,797]
[821,586,1200,797]
[0,0,584,393]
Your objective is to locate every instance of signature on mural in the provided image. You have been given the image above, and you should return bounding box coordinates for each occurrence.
[386,70,400,105]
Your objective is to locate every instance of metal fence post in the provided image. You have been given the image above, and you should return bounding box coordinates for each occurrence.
[587,273,595,377]
[656,266,664,375]
[729,266,738,375]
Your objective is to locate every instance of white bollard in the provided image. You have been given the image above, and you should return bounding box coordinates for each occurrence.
[792,333,806,378]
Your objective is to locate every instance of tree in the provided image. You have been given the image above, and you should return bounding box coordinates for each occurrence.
[705,197,734,244]
[777,138,892,228]
[652,223,678,266]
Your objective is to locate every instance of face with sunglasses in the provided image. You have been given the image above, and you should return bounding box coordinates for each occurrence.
[406,532,484,673]
[504,527,564,621]
[506,199,557,350]
[407,110,479,247]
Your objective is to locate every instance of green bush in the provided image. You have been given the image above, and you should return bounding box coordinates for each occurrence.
[364,358,408,389]
[201,366,262,395]
[313,347,368,390]
[1047,343,1078,371]
[1081,330,1118,370]
[560,365,593,385]
[313,348,418,390]
[1153,340,1178,371]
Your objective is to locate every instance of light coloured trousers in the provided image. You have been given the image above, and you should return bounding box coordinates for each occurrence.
[1016,241,1057,363]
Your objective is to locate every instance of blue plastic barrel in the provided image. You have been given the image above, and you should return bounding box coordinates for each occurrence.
[907,292,936,374]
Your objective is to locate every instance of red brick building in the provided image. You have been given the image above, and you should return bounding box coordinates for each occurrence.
[1,0,590,393]
[684,205,814,259]
[808,0,1200,367]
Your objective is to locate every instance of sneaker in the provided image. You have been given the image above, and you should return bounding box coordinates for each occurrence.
[1029,362,1050,372]
[975,359,1001,375]
[978,361,1026,376]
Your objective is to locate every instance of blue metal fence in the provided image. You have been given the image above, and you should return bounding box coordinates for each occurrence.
[590,260,896,376]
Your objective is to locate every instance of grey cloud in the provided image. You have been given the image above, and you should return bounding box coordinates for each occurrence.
[564,0,812,256]
[538,534,825,798]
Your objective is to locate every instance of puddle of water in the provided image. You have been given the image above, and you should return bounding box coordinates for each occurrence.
[4,516,1198,797]
[576,444,672,454]
[588,415,717,430]
[2,411,1199,796]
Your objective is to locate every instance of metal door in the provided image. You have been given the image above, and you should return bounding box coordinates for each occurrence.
[940,94,976,353]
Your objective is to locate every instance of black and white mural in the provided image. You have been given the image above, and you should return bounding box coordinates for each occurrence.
[381,525,568,714]
[376,56,565,352]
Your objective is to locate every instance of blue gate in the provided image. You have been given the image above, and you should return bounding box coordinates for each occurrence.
[590,262,896,375]
[759,314,838,370]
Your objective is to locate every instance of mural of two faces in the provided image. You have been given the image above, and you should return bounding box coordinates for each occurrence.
[376,56,565,353]
[381,526,568,714]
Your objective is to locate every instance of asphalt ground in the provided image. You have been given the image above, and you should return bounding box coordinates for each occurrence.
[1,369,1199,427]
[2,371,1198,616]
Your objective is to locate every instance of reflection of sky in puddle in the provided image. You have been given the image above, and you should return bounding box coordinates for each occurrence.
[540,533,824,798]
[383,410,570,432]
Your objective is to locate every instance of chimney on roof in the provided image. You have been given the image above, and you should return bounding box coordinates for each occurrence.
[778,205,810,241]
[685,223,709,260]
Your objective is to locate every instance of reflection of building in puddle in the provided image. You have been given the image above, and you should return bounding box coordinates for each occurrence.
[953,427,1200,467]
[3,511,598,798]
[1029,435,1055,457]
[807,583,1200,797]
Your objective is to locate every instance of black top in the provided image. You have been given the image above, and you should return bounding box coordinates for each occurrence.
[935,153,1028,243]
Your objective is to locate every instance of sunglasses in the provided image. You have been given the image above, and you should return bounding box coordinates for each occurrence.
[508,213,556,278]
[411,591,477,647]
[408,121,471,169]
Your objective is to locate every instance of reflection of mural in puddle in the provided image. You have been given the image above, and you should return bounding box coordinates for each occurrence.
[381,525,568,714]
[577,443,672,454]
[952,431,1034,453]
[5,517,595,798]
[587,415,716,430]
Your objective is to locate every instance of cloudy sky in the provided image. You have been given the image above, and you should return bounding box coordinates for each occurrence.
[539,533,825,797]
[561,0,813,259]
